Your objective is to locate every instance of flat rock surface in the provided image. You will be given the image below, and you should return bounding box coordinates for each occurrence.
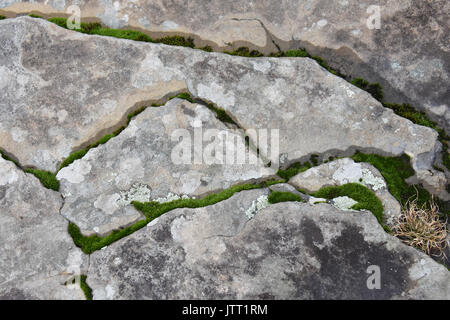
[0,17,445,200]
[2,0,448,132]
[0,157,87,300]
[289,158,402,225]
[57,99,275,236]
[87,189,449,299]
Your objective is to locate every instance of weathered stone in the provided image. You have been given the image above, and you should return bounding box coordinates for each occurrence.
[289,158,402,225]
[86,190,450,299]
[0,157,87,300]
[57,99,275,236]
[1,1,448,132]
[0,17,446,198]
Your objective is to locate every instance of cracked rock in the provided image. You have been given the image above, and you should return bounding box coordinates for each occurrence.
[289,158,402,225]
[0,157,88,300]
[0,17,445,199]
[86,191,449,299]
[2,1,448,132]
[57,99,275,236]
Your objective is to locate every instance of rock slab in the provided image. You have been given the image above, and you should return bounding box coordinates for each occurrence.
[0,157,88,300]
[57,99,275,236]
[87,189,450,300]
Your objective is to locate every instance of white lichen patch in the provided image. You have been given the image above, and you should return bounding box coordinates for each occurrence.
[245,195,269,220]
[360,168,386,191]
[154,192,193,204]
[116,183,151,207]
[332,196,358,211]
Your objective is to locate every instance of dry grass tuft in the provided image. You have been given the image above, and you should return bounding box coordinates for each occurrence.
[393,197,448,258]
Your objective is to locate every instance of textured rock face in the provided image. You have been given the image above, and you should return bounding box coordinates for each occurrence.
[0,157,87,300]
[57,99,275,236]
[289,158,402,225]
[87,190,450,300]
[1,0,448,132]
[0,17,445,200]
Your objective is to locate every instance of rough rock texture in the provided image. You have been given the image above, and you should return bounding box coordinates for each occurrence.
[0,17,446,200]
[0,157,87,300]
[289,158,402,225]
[86,190,450,299]
[1,0,448,132]
[57,99,275,236]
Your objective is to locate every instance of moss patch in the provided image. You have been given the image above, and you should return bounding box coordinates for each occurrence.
[68,183,263,254]
[0,15,6,20]
[224,47,264,57]
[268,191,303,204]
[24,168,59,191]
[312,183,384,224]
[80,275,93,300]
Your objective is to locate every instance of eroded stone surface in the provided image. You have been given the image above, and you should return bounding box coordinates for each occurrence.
[57,99,275,236]
[0,157,87,300]
[289,158,402,225]
[1,0,448,132]
[0,17,445,201]
[87,191,449,299]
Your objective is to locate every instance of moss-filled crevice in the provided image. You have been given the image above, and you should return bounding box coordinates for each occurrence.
[80,275,93,300]
[0,149,60,192]
[68,182,266,254]
[312,183,384,224]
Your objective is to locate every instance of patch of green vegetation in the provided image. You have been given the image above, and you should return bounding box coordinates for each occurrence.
[0,150,20,167]
[57,149,88,172]
[24,168,59,191]
[157,35,195,48]
[351,152,435,207]
[169,92,195,103]
[80,275,93,300]
[28,14,43,19]
[276,161,312,180]
[47,17,196,48]
[284,49,309,57]
[268,191,303,204]
[69,183,263,253]
[224,47,264,57]
[197,45,213,52]
[350,78,383,101]
[276,154,322,180]
[312,183,384,224]
[0,15,6,20]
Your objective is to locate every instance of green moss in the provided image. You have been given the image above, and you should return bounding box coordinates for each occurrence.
[0,15,6,20]
[276,161,312,180]
[284,49,309,57]
[351,152,434,207]
[28,14,43,19]
[351,78,383,101]
[24,168,59,191]
[197,45,213,52]
[80,275,93,300]
[268,191,303,204]
[169,92,195,103]
[225,47,264,57]
[0,150,20,167]
[312,183,384,224]
[87,27,152,42]
[58,149,88,172]
[157,35,194,48]
[69,183,262,253]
